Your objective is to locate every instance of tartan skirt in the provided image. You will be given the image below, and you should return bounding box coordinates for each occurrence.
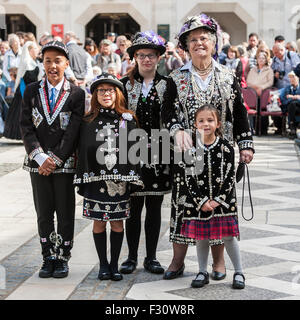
[181,216,239,241]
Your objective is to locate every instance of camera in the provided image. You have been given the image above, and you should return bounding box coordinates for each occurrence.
[274,70,285,80]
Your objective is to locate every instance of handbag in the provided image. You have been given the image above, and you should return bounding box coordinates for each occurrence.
[236,162,254,221]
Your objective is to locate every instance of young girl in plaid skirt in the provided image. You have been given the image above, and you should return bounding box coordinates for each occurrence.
[180,105,245,289]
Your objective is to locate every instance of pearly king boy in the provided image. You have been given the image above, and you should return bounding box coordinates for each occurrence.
[20,41,85,278]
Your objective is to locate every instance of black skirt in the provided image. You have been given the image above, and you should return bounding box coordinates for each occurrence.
[79,180,131,221]
[3,87,22,140]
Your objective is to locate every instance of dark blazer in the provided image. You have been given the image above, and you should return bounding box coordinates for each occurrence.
[20,77,85,173]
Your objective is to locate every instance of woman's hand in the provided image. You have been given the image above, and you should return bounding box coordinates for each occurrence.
[239,149,254,164]
[175,130,193,152]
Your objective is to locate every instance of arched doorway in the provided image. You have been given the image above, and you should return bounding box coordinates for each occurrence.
[181,2,253,46]
[0,14,36,40]
[202,12,246,45]
[86,13,140,46]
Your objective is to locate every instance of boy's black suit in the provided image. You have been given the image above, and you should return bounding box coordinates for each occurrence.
[20,78,85,260]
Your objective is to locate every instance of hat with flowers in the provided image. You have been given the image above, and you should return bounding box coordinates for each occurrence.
[127,30,166,59]
[177,13,223,59]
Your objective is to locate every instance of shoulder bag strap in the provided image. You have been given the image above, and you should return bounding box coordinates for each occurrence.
[241,163,254,221]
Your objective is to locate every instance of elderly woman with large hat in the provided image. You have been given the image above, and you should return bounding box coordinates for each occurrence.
[161,14,254,280]
[119,31,172,275]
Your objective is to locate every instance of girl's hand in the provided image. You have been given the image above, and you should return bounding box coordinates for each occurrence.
[201,201,214,212]
[209,200,220,209]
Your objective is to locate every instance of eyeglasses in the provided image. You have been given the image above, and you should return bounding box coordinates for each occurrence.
[96,88,116,95]
[135,53,157,60]
[188,36,211,45]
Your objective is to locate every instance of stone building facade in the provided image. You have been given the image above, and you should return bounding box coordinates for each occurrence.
[0,0,300,47]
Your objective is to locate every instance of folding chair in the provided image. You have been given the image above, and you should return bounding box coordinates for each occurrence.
[259,87,287,136]
[241,87,258,134]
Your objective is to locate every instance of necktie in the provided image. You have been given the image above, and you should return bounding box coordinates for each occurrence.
[49,87,56,113]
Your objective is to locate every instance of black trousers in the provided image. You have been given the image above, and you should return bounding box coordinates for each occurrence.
[125,195,164,261]
[30,172,75,260]
[287,101,300,127]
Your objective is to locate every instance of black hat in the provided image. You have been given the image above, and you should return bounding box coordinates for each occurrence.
[275,35,285,42]
[90,73,124,94]
[41,41,69,59]
[127,31,166,60]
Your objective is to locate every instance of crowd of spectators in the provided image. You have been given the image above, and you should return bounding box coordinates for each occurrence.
[0,29,300,137]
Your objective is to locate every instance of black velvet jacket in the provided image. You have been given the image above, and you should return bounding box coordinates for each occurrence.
[74,108,144,194]
[161,63,255,152]
[120,71,171,195]
[20,77,85,173]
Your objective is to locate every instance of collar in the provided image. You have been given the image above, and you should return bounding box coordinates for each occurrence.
[66,40,77,46]
[47,77,65,92]
[291,84,299,91]
[275,52,286,62]
[7,48,21,57]
[180,59,219,72]
[256,65,269,72]
[97,107,119,119]
[197,136,220,151]
[134,71,163,85]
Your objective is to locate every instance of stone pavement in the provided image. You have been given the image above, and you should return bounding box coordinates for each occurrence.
[0,135,300,300]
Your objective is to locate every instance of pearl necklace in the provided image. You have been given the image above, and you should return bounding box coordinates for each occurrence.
[192,61,213,77]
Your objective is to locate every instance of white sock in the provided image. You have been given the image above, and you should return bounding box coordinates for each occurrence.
[223,236,244,281]
[196,239,210,273]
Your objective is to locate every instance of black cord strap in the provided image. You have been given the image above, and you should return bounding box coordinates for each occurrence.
[241,163,254,221]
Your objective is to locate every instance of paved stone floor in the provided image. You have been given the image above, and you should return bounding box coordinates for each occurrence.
[0,134,300,301]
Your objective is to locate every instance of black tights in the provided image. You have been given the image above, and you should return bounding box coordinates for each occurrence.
[125,195,164,261]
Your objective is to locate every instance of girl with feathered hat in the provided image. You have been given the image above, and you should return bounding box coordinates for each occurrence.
[119,31,172,275]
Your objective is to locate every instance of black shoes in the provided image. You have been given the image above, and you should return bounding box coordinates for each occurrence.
[98,264,123,281]
[39,256,56,278]
[232,272,245,289]
[211,265,226,280]
[143,258,164,274]
[98,271,123,281]
[119,258,137,274]
[111,272,123,281]
[52,259,69,278]
[39,257,69,279]
[120,258,165,274]
[163,264,185,280]
[191,272,209,288]
[98,271,111,280]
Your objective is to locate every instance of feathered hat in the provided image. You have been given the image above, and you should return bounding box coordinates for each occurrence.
[127,30,166,60]
[177,13,223,59]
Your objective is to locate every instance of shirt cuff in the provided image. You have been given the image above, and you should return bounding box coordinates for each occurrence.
[34,153,50,166]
